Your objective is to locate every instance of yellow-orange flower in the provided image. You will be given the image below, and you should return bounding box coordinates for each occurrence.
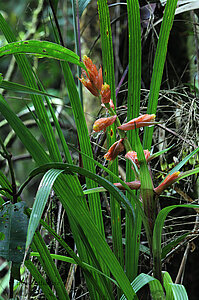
[79,55,103,96]
[104,139,124,161]
[118,114,156,131]
[100,83,111,104]
[93,115,117,132]
[154,171,180,195]
[125,150,151,168]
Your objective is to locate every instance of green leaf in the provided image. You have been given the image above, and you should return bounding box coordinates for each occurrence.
[120,273,164,300]
[163,271,174,300]
[169,147,199,175]
[24,163,135,220]
[0,201,28,263]
[0,80,63,99]
[153,204,199,280]
[162,233,189,259]
[149,278,165,300]
[30,252,118,286]
[170,283,188,300]
[125,0,142,282]
[25,259,57,300]
[78,0,92,16]
[143,0,178,149]
[0,40,85,70]
[26,169,64,249]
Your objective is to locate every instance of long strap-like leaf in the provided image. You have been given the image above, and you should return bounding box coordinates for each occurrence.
[143,0,178,150]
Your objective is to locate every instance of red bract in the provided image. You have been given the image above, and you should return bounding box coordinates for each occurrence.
[154,171,180,195]
[93,115,117,132]
[79,55,103,96]
[104,139,124,161]
[118,114,156,131]
[125,150,150,168]
[114,181,141,190]
[101,83,111,104]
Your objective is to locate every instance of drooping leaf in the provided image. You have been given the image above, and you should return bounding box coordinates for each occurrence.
[0,201,28,263]
[0,40,86,70]
[120,273,164,300]
[26,169,64,249]
[0,80,63,99]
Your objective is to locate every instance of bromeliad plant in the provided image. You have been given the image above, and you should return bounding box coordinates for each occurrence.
[0,0,199,299]
[80,54,199,286]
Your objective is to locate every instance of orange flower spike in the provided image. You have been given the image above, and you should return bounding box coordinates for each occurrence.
[101,83,111,104]
[154,171,180,195]
[96,67,103,90]
[79,76,99,97]
[80,56,103,96]
[93,115,117,132]
[118,114,156,131]
[104,139,124,161]
[125,150,151,168]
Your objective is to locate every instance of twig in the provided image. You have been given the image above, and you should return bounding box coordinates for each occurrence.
[156,123,198,149]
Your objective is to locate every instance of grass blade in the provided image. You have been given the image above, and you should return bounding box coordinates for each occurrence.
[143,0,178,150]
[97,0,124,277]
[125,0,142,281]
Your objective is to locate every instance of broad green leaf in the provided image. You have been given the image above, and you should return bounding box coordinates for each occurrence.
[26,169,64,249]
[170,283,188,300]
[0,201,28,263]
[0,40,85,70]
[120,273,164,300]
[149,278,165,300]
[163,271,174,300]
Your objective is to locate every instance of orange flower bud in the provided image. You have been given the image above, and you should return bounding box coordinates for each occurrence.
[154,171,180,195]
[93,115,117,132]
[79,76,99,96]
[80,56,103,96]
[114,181,141,190]
[104,139,124,161]
[101,83,111,104]
[118,114,156,131]
[125,150,150,168]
